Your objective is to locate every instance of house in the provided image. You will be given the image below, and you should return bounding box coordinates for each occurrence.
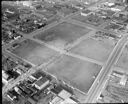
[112,71,123,78]
[34,77,50,90]
[81,9,92,16]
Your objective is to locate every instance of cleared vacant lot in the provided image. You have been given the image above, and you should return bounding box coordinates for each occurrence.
[46,55,102,93]
[9,39,59,66]
[34,22,91,49]
[116,44,128,70]
[69,37,115,63]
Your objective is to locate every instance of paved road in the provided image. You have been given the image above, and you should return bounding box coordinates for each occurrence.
[2,0,121,98]
[85,34,128,103]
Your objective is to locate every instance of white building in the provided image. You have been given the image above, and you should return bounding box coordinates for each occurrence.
[34,77,50,90]
[50,89,78,104]
[58,89,72,99]
[81,10,92,16]
[120,75,127,86]
[49,96,64,104]
[61,98,78,104]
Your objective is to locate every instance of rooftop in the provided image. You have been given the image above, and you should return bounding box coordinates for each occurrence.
[31,71,46,79]
[51,86,63,95]
[50,96,64,104]
[34,77,49,87]
[58,89,72,99]
[61,97,78,104]
[82,9,91,14]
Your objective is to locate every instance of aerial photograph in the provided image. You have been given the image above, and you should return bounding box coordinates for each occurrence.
[2,0,128,104]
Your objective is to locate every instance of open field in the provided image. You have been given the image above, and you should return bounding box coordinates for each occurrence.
[34,22,91,49]
[46,55,102,93]
[8,39,59,66]
[69,37,116,63]
[116,44,128,70]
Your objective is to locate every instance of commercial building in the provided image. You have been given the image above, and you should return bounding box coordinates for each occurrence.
[120,75,127,86]
[61,97,78,104]
[49,85,78,104]
[34,77,50,90]
[49,96,64,104]
[58,89,72,99]
[2,70,9,84]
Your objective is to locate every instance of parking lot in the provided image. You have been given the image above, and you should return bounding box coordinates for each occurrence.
[46,55,102,93]
[34,22,91,49]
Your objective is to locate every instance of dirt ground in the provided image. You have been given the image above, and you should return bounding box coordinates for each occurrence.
[10,39,59,66]
[69,37,115,63]
[34,22,91,49]
[46,55,102,93]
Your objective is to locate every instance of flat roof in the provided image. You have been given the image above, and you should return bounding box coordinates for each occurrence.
[31,71,46,79]
[61,98,77,104]
[35,77,49,87]
[58,89,72,100]
[51,86,63,94]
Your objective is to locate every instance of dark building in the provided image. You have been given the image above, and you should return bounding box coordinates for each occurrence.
[125,0,128,4]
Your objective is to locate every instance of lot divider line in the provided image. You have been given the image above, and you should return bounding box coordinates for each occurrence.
[65,52,103,66]
[66,30,96,50]
[23,35,104,66]
[22,32,104,66]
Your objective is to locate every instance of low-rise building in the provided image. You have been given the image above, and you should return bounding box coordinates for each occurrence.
[61,97,78,104]
[34,77,50,90]
[81,9,92,16]
[2,70,9,84]
[27,98,36,104]
[49,96,64,104]
[120,75,127,86]
[2,70,9,80]
[58,89,72,100]
[7,90,19,101]
[51,85,63,95]
[31,71,46,80]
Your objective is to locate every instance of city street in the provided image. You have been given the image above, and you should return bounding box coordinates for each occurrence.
[85,34,128,103]
[2,0,128,103]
